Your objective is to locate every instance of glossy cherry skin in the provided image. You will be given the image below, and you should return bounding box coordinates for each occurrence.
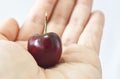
[28,32,62,68]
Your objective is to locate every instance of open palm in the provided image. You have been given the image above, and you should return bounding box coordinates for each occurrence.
[0,0,104,79]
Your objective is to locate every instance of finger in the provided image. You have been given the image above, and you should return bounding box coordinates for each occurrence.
[78,11,105,53]
[18,0,58,40]
[47,0,76,37]
[0,18,19,41]
[62,0,93,46]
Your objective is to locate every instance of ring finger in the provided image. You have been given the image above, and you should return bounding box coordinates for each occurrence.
[62,0,93,46]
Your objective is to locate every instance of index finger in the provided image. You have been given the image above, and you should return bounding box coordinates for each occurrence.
[18,0,58,40]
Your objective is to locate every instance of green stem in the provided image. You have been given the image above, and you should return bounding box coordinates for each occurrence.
[44,13,48,34]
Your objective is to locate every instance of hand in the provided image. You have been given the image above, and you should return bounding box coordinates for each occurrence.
[0,0,104,79]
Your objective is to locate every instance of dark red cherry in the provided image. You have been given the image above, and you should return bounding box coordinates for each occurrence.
[28,32,62,68]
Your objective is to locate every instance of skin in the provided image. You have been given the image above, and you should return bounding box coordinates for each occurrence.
[0,0,104,79]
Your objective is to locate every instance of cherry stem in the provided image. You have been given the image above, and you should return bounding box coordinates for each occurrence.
[44,13,48,34]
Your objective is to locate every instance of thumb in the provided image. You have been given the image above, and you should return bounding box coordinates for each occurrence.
[0,18,19,41]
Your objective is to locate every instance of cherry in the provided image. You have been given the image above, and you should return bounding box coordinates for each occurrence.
[27,13,62,68]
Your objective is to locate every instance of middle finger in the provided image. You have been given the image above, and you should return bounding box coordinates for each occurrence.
[47,0,76,37]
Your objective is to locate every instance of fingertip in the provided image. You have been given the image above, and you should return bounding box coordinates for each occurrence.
[6,18,20,30]
[8,18,19,26]
[0,18,19,41]
[92,11,105,25]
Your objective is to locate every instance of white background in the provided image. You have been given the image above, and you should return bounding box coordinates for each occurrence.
[0,0,120,79]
